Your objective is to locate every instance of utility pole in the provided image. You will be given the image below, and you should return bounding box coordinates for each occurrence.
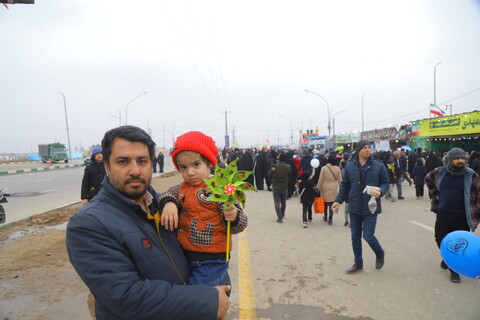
[361,94,366,140]
[221,109,231,148]
[59,92,72,160]
[162,123,166,148]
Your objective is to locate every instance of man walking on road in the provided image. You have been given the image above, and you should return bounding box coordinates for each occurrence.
[393,150,406,200]
[332,140,390,274]
[67,125,230,320]
[425,147,480,283]
[268,153,292,223]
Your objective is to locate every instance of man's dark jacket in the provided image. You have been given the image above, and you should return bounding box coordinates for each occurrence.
[67,178,219,320]
[334,155,390,215]
[268,161,292,190]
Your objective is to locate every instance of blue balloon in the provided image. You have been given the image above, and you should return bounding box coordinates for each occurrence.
[440,230,480,278]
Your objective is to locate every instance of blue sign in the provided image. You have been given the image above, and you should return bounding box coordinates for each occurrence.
[225,135,230,148]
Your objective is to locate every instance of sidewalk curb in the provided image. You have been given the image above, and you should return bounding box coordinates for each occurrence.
[0,200,81,229]
[0,160,37,165]
[0,163,85,175]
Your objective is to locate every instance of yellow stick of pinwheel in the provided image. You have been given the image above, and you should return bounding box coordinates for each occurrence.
[203,159,257,263]
[226,221,231,261]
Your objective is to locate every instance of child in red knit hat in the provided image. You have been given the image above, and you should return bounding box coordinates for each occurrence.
[159,131,248,287]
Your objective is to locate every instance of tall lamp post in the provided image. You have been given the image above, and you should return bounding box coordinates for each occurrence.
[332,110,346,147]
[59,92,72,160]
[172,116,187,144]
[125,91,148,125]
[434,61,442,107]
[361,94,366,140]
[278,114,293,145]
[117,108,122,126]
[304,89,331,135]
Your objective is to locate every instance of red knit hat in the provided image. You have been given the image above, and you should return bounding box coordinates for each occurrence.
[171,131,218,170]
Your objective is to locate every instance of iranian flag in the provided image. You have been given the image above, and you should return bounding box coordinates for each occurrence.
[430,104,445,117]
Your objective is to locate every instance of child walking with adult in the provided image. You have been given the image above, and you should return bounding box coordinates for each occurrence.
[412,157,427,199]
[298,172,316,228]
[160,131,248,287]
[317,154,342,225]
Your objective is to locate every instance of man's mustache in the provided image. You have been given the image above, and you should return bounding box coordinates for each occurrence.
[125,177,146,185]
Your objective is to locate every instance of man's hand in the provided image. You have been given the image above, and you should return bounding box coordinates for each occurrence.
[82,199,88,206]
[214,285,231,320]
[331,202,340,211]
[160,202,179,231]
[223,206,238,222]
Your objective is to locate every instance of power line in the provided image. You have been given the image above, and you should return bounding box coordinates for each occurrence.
[208,18,231,109]
[186,3,223,107]
[160,0,220,108]
[439,87,480,105]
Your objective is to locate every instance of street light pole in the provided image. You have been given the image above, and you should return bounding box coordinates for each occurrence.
[304,89,331,135]
[434,61,442,108]
[278,114,293,145]
[125,91,148,125]
[59,92,72,160]
[172,116,187,144]
[332,110,346,146]
[361,94,366,140]
[117,108,122,126]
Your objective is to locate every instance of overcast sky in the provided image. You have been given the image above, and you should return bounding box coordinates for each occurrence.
[1,0,479,154]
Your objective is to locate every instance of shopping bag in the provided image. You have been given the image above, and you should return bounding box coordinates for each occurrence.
[314,197,325,214]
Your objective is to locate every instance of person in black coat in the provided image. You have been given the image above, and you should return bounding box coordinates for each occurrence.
[254,150,268,190]
[237,149,255,185]
[265,150,278,191]
[299,150,313,177]
[157,151,165,173]
[298,172,316,227]
[469,151,480,174]
[81,147,106,206]
[152,152,158,173]
[285,150,298,198]
[412,157,427,198]
[426,151,443,173]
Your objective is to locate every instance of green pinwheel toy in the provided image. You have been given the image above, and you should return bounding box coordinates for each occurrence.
[203,158,257,261]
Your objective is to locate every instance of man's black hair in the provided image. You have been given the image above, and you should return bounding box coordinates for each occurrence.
[278,153,287,162]
[101,125,156,164]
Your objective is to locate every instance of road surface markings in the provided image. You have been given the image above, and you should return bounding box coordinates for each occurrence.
[40,189,57,194]
[409,220,434,232]
[238,229,257,320]
[35,178,53,183]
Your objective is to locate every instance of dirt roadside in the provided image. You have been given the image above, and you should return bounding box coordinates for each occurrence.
[0,172,183,320]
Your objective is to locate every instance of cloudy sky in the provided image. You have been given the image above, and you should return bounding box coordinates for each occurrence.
[1,0,479,154]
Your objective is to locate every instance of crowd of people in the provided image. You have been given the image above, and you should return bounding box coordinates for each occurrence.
[218,144,480,281]
[73,126,480,319]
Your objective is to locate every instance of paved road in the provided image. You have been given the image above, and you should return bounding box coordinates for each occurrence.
[224,182,480,319]
[2,164,479,319]
[0,158,175,224]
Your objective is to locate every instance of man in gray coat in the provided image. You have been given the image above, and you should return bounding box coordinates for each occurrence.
[268,153,292,223]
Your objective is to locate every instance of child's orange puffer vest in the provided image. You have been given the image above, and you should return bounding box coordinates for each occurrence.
[177,182,230,253]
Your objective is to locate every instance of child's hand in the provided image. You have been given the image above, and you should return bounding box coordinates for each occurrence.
[223,205,238,222]
[161,202,179,231]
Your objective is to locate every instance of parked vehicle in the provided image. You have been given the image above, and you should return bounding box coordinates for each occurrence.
[0,188,8,224]
[38,143,69,163]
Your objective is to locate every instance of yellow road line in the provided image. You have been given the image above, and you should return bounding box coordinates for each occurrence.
[238,229,256,320]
